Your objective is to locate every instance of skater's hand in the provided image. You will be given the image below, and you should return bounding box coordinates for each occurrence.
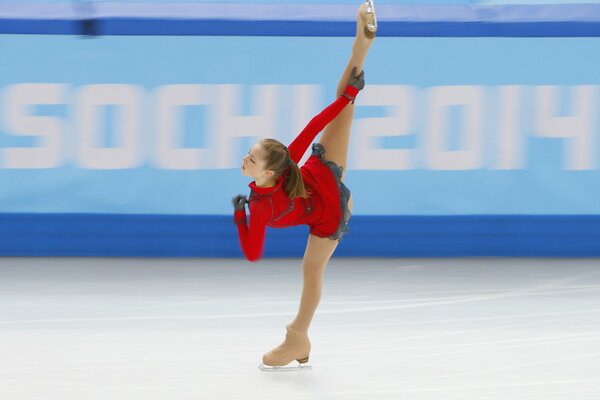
[342,67,365,103]
[232,194,248,211]
[347,67,365,91]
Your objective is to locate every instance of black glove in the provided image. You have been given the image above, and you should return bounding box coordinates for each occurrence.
[347,67,365,91]
[232,194,248,211]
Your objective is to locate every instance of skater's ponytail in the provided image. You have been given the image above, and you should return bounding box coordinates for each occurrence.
[261,138,308,200]
[286,160,308,200]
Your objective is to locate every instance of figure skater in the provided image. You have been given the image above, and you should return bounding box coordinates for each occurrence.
[232,0,377,371]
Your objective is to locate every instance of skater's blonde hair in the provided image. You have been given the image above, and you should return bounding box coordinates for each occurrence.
[260,138,308,200]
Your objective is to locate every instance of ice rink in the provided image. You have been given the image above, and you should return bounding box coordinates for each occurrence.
[1,257,599,400]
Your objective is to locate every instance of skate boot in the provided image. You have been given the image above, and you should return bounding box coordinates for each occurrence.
[258,325,312,372]
[364,0,377,39]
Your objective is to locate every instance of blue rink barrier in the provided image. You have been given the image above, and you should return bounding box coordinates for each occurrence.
[2,213,600,258]
[3,3,600,37]
[2,3,600,258]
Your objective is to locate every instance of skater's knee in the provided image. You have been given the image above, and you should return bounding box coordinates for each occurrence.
[302,259,327,278]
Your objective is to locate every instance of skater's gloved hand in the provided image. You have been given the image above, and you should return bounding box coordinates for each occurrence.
[347,67,365,91]
[342,67,365,103]
[232,194,248,211]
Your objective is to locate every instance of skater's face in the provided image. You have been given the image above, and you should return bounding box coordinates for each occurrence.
[241,143,274,180]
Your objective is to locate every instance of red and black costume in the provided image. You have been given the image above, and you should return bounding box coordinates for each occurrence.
[234,85,359,262]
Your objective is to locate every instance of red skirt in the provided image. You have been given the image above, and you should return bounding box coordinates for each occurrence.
[300,143,351,240]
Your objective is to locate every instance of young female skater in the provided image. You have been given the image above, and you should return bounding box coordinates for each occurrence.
[232,1,376,371]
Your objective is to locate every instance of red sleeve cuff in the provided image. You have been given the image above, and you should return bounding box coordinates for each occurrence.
[234,209,246,224]
[342,85,360,102]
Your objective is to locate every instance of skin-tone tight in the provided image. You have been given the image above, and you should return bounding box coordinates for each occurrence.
[287,7,375,335]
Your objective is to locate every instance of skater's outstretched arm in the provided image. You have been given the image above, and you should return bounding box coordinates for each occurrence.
[287,79,362,164]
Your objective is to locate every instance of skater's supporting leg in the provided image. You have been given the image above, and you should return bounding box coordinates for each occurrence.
[289,234,339,332]
[261,234,337,367]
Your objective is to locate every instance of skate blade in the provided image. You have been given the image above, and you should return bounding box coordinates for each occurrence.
[258,363,313,372]
[364,0,377,37]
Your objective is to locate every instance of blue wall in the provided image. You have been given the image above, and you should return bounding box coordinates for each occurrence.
[1,2,600,256]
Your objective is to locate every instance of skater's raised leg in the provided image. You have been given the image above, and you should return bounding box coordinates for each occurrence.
[318,2,375,181]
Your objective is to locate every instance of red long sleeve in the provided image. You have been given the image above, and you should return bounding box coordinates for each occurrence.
[234,201,270,262]
[288,85,358,163]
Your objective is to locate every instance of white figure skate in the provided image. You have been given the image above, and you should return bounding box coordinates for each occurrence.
[258,325,312,372]
[364,0,378,38]
[258,359,313,372]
